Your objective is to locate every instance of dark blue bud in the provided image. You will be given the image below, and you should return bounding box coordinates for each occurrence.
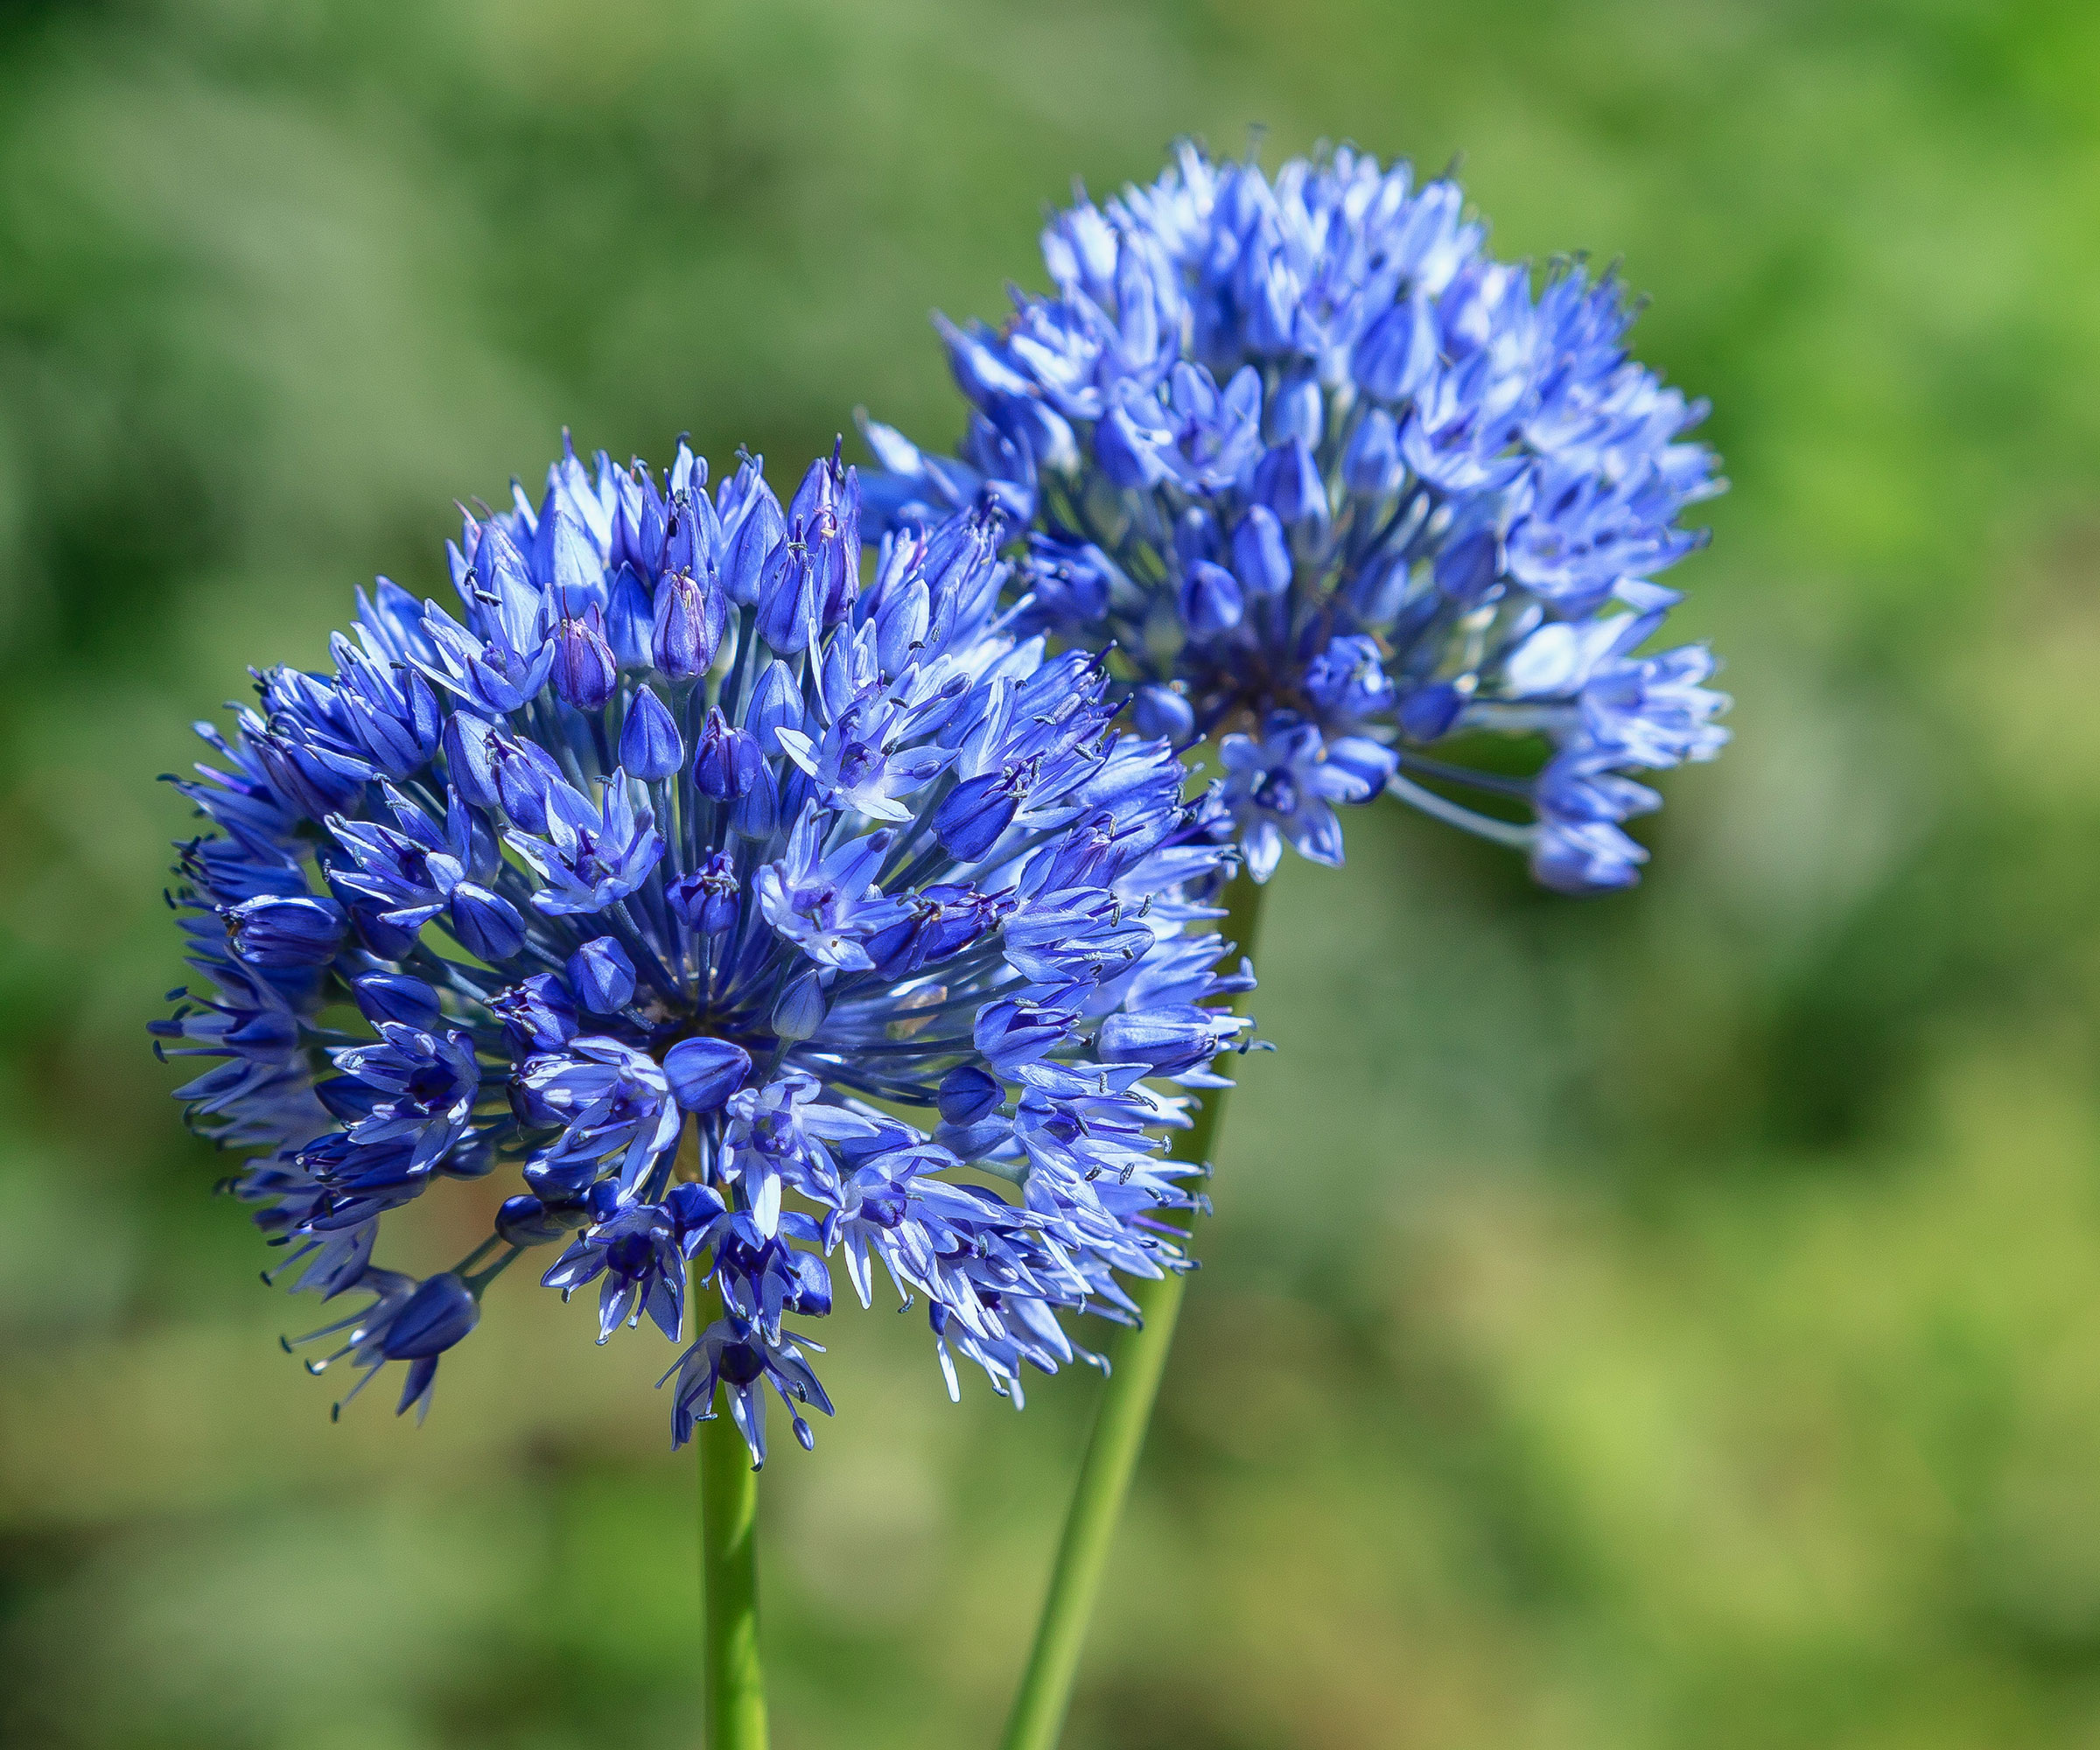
[523,1155,598,1202]
[314,1075,381,1124]
[225,895,346,968]
[652,569,726,679]
[448,885,525,962]
[936,1063,1003,1126]
[497,1193,583,1246]
[567,937,636,1012]
[933,1117,1009,1164]
[663,1036,752,1111]
[347,900,419,960]
[692,708,760,800]
[440,1134,497,1180]
[1230,506,1292,598]
[666,1180,728,1242]
[1179,561,1244,637]
[585,1177,624,1222]
[934,772,1018,862]
[354,972,442,1032]
[1398,682,1466,741]
[382,1273,480,1360]
[619,685,683,780]
[1131,682,1196,744]
[551,610,617,709]
[1434,528,1502,606]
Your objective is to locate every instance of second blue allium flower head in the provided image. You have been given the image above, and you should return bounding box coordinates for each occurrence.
[156,438,1252,1461]
[862,141,1732,889]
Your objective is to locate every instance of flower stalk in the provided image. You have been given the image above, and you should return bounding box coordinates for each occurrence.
[701,1285,768,1750]
[999,870,1266,1750]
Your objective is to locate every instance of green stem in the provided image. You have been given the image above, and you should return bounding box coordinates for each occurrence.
[700,1290,768,1750]
[998,872,1267,1750]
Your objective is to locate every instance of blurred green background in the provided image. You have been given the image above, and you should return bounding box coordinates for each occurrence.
[3,1,2098,1746]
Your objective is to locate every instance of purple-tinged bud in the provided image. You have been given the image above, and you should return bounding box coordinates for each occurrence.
[551,607,617,710]
[663,1036,752,1111]
[490,972,578,1053]
[224,895,346,968]
[619,685,683,780]
[1172,505,1222,570]
[651,568,725,679]
[668,853,738,935]
[567,937,637,1012]
[756,536,820,654]
[692,707,760,801]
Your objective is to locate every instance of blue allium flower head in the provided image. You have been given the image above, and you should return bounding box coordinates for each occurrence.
[862,141,1731,889]
[155,436,1254,1462]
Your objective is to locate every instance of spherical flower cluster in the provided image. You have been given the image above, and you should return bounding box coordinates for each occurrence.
[154,438,1252,1461]
[863,141,1731,889]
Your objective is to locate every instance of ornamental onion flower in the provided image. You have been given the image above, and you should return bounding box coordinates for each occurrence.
[154,437,1252,1462]
[862,141,1731,890]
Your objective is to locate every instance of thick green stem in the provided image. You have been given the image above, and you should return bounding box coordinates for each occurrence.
[700,1293,768,1750]
[998,872,1267,1750]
